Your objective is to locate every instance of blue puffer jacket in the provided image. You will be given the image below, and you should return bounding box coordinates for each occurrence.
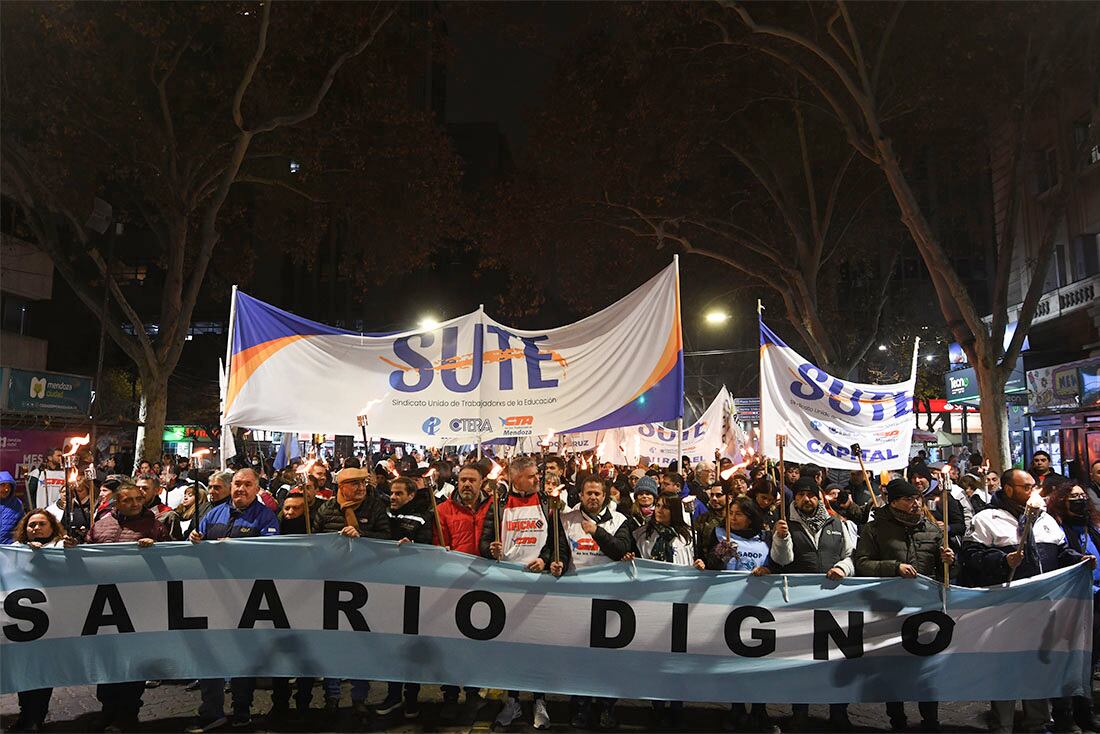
[0,494,27,544]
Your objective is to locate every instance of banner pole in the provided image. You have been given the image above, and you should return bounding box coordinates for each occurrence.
[941,477,950,611]
[676,417,683,473]
[220,285,239,471]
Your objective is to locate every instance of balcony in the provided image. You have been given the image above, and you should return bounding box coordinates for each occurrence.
[983,273,1099,328]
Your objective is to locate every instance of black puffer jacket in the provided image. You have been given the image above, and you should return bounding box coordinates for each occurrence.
[854,505,947,580]
[387,489,435,544]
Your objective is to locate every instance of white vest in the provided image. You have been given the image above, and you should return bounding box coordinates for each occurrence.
[561,506,627,570]
[500,499,549,565]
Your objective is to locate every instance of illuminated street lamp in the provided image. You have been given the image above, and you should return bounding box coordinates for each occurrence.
[418,316,441,330]
[704,310,730,325]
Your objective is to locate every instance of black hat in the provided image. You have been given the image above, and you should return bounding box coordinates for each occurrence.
[886,478,921,502]
[908,464,933,484]
[791,477,819,495]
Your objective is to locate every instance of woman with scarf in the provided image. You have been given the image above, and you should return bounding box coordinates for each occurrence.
[628,493,695,729]
[697,496,779,733]
[166,484,209,540]
[628,476,659,529]
[1046,480,1100,733]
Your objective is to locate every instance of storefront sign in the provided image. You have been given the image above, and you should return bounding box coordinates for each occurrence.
[945,362,1025,405]
[1028,357,1100,412]
[0,429,70,478]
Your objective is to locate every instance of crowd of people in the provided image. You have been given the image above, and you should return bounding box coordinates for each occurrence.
[2,446,1100,734]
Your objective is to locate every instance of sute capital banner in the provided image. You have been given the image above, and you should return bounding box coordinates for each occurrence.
[0,536,1090,702]
[760,319,917,470]
[222,262,683,442]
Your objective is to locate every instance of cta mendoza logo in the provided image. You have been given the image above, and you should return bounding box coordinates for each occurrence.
[422,417,442,436]
[29,377,47,399]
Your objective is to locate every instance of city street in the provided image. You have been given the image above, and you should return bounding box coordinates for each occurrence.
[2,679,1021,732]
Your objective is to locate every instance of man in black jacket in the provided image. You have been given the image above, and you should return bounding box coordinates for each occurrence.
[855,479,955,732]
[373,477,434,719]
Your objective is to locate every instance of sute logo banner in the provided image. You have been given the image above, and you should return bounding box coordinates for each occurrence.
[222,261,684,443]
[760,319,917,471]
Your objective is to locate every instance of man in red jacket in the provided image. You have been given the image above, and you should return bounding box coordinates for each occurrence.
[434,462,491,721]
[435,463,491,553]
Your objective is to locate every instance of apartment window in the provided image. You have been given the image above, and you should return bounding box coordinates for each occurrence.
[1035,147,1060,194]
[1072,117,1100,167]
[1070,233,1100,281]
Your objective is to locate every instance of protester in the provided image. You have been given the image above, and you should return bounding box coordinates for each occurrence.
[771,476,855,731]
[545,455,577,505]
[202,470,232,525]
[434,463,491,554]
[434,463,491,721]
[961,469,1094,733]
[306,461,335,500]
[1030,450,1066,494]
[374,476,435,720]
[909,465,965,560]
[854,478,955,732]
[167,483,209,540]
[748,477,782,532]
[628,492,695,729]
[630,476,659,526]
[268,491,316,719]
[313,466,389,723]
[159,464,186,508]
[689,460,714,502]
[480,456,568,730]
[8,510,74,733]
[135,473,182,540]
[46,477,96,543]
[82,482,168,731]
[187,469,279,732]
[0,470,26,544]
[1045,481,1100,733]
[693,482,728,545]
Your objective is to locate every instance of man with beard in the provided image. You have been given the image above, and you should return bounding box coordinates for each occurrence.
[434,463,491,721]
[855,479,955,732]
[135,473,182,541]
[771,477,855,731]
[694,481,728,544]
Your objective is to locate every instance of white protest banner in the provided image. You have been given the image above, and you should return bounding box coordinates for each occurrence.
[760,319,917,470]
[222,262,683,442]
[41,470,65,507]
[614,387,736,464]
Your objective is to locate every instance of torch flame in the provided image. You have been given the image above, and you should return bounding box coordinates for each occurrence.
[1025,489,1045,511]
[487,459,503,481]
[681,495,696,505]
[191,448,211,458]
[63,434,90,457]
[67,468,79,483]
[295,458,316,476]
[720,466,736,481]
[547,485,561,499]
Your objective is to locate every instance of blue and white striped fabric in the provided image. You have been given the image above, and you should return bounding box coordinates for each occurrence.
[1,535,1091,701]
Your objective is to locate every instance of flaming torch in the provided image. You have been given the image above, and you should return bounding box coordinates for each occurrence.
[775,433,788,522]
[547,484,562,566]
[62,434,91,534]
[424,468,448,547]
[487,459,504,550]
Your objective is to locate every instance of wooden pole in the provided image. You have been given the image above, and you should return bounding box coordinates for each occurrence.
[776,435,788,523]
[941,481,950,585]
[425,475,447,547]
[855,452,882,508]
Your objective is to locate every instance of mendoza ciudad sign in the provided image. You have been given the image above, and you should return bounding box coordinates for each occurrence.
[222,261,684,443]
[0,536,1092,703]
[3,367,92,416]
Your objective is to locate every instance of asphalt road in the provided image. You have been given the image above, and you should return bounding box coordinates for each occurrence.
[1,679,1026,733]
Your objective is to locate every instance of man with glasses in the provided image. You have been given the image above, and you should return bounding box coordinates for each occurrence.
[962,469,1094,733]
[854,478,954,732]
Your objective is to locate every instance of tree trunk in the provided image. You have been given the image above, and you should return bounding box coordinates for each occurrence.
[972,364,1010,473]
[133,372,169,470]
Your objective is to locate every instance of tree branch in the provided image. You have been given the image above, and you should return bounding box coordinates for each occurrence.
[233,0,272,132]
[234,174,330,202]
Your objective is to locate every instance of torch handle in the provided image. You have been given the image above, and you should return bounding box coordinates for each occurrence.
[492,485,501,550]
[777,445,787,523]
[426,484,448,548]
[553,504,560,565]
[941,482,951,585]
[856,454,881,508]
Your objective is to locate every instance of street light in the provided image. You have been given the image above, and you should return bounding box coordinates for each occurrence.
[877,344,887,351]
[704,310,730,325]
[417,316,441,330]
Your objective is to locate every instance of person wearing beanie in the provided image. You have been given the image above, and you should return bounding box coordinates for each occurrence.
[770,476,855,731]
[630,475,659,527]
[854,478,955,732]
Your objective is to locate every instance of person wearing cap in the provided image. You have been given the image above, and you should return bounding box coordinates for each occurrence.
[312,466,389,724]
[771,476,855,731]
[0,470,27,544]
[909,464,966,563]
[854,478,954,732]
[187,468,279,732]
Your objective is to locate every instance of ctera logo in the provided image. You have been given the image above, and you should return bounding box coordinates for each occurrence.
[422,417,442,436]
[450,417,493,434]
[29,377,47,399]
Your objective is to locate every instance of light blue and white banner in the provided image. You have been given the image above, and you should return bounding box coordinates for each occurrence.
[1,536,1091,702]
